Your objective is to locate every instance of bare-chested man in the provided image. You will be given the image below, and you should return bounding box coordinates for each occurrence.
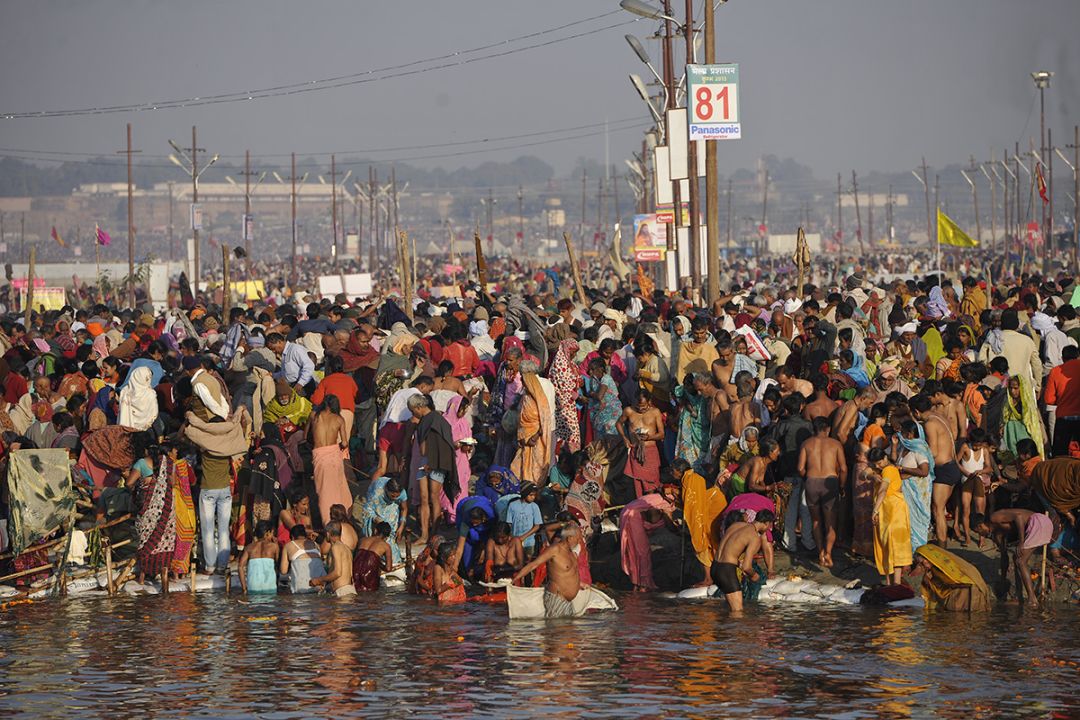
[711,338,739,402]
[733,438,779,494]
[308,395,351,527]
[831,387,876,445]
[729,372,762,438]
[803,373,839,422]
[310,522,357,596]
[712,510,775,613]
[925,379,965,445]
[974,508,1056,607]
[483,522,525,581]
[776,366,813,399]
[797,416,848,568]
[619,392,666,496]
[514,522,583,602]
[910,393,961,546]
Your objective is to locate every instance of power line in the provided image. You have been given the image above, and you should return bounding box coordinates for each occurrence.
[1,11,635,119]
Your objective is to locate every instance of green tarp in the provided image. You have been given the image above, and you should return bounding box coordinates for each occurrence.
[8,449,75,556]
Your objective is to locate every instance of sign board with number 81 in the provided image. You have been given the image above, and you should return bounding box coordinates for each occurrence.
[687,63,741,141]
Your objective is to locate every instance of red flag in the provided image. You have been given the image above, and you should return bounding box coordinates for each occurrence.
[95,225,111,246]
[1036,163,1049,205]
[50,226,65,247]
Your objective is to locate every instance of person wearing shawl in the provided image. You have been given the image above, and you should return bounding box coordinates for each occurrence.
[264,378,313,428]
[958,277,987,330]
[132,444,176,585]
[442,393,474,524]
[672,374,710,470]
[375,324,420,417]
[897,420,935,554]
[360,476,408,565]
[487,338,525,467]
[839,349,871,389]
[926,284,952,320]
[1002,375,1045,459]
[411,393,460,544]
[118,366,158,431]
[512,360,553,485]
[469,318,497,361]
[549,339,582,453]
[1031,310,1077,376]
[634,336,670,405]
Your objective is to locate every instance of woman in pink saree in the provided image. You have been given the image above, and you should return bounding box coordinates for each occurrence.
[441,393,475,524]
[619,484,680,591]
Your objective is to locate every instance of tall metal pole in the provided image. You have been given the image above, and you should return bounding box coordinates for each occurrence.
[1039,83,1047,274]
[852,171,863,257]
[704,0,720,301]
[167,181,175,262]
[684,0,701,295]
[867,187,874,249]
[191,126,199,293]
[126,123,135,309]
[290,152,297,281]
[486,187,494,255]
[580,169,587,255]
[725,178,733,251]
[934,173,940,270]
[661,0,679,283]
[368,167,376,271]
[1048,127,1054,272]
[517,185,525,249]
[760,168,769,256]
[331,154,338,265]
[1074,125,1079,274]
[887,184,894,243]
[836,173,843,255]
[244,150,252,259]
[921,158,932,260]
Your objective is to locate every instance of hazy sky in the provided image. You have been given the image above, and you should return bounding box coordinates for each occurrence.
[1,0,1077,178]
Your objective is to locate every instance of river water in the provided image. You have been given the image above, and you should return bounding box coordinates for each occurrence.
[0,590,1076,718]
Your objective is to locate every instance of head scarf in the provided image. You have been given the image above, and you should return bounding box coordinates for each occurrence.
[550,339,582,452]
[843,351,872,389]
[118,366,158,431]
[927,286,950,319]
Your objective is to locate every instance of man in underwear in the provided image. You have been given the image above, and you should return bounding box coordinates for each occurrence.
[618,391,665,497]
[308,395,352,526]
[310,521,357,597]
[353,521,394,592]
[797,416,847,568]
[712,509,775,613]
[923,379,965,445]
[513,521,583,610]
[973,509,1057,607]
[483,522,525,582]
[910,393,961,546]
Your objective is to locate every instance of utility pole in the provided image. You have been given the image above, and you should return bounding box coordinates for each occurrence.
[237,150,265,261]
[20,213,25,258]
[369,166,377,271]
[836,173,843,255]
[517,185,524,249]
[760,168,769,257]
[725,178,733,251]
[486,187,495,255]
[1034,71,1051,273]
[167,182,175,262]
[962,155,982,247]
[1072,125,1079,273]
[661,0,680,274]
[920,158,932,258]
[934,173,940,269]
[886,185,894,243]
[982,152,997,252]
[117,123,141,309]
[1016,142,1022,252]
[852,171,864,256]
[330,154,339,265]
[1048,127,1054,272]
[580,169,587,255]
[703,0,720,301]
[867,187,874,249]
[168,127,208,292]
[684,0,701,295]
[597,176,604,252]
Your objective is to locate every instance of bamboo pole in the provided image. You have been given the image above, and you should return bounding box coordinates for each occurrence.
[1040,544,1047,602]
[0,564,53,584]
[104,539,115,595]
[398,230,413,322]
[222,244,231,320]
[563,232,588,307]
[24,246,36,327]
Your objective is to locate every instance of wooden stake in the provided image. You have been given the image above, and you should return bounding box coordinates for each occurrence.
[222,243,231,320]
[398,230,413,321]
[1040,544,1047,602]
[563,232,588,307]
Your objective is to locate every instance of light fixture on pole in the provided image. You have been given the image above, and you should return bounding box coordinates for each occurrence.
[1032,70,1052,271]
[619,0,675,22]
[629,74,664,129]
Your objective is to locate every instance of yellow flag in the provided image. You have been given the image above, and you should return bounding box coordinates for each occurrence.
[937,208,978,248]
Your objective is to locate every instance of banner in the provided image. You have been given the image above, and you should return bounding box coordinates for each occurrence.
[633,213,665,263]
[8,449,75,556]
[20,287,68,312]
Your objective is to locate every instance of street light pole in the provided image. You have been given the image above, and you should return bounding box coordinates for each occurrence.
[1032,71,1052,272]
[684,0,701,297]
[703,0,721,302]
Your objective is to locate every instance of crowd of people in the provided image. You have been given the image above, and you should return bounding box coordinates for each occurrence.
[2,249,1080,612]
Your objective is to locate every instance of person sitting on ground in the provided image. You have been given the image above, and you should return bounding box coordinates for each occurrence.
[310,521,356,597]
[279,524,326,594]
[712,509,775,614]
[353,521,394,592]
[483,522,525,582]
[239,520,280,595]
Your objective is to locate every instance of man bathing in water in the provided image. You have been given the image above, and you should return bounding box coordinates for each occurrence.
[310,521,357,596]
[513,522,583,603]
[712,510,775,613]
[483,522,525,582]
[798,416,847,568]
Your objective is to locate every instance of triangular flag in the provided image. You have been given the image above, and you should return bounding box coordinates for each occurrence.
[50,226,65,247]
[937,209,978,248]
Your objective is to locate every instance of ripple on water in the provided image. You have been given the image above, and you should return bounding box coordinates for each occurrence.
[0,591,1078,718]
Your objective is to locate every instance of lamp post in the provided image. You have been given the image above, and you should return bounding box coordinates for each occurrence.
[168,136,218,291]
[1032,71,1052,272]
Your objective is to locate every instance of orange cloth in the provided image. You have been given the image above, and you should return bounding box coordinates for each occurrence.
[681,470,728,568]
[311,373,359,411]
[512,373,552,484]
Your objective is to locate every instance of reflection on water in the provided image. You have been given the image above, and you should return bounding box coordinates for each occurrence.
[0,591,1076,718]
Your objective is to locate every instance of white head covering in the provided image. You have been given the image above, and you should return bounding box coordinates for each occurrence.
[784,299,803,315]
[118,366,158,431]
[896,321,918,335]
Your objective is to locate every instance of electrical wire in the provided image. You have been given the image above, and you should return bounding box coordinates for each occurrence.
[2,11,637,119]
